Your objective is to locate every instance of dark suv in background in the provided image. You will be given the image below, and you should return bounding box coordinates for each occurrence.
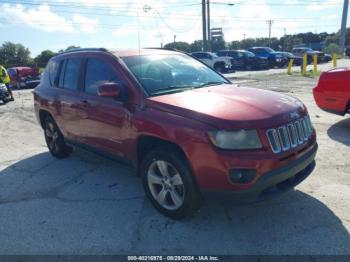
[345,46,350,57]
[217,50,269,70]
[248,47,288,68]
[292,47,327,63]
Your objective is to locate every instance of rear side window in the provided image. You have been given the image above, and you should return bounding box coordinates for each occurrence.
[48,60,59,86]
[62,58,82,91]
[7,69,16,78]
[192,53,204,59]
[84,58,121,95]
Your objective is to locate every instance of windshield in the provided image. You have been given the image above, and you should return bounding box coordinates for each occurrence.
[264,47,275,53]
[122,53,229,96]
[244,51,255,57]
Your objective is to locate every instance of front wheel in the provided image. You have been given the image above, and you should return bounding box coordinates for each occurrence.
[44,116,72,158]
[214,63,225,73]
[140,147,202,219]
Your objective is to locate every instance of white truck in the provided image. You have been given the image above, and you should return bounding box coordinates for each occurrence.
[191,52,232,73]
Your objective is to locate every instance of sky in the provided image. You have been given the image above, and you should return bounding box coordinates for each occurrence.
[0,0,348,56]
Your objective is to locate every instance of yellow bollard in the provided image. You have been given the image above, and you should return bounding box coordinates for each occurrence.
[332,53,337,67]
[302,54,307,76]
[287,59,294,75]
[313,54,318,75]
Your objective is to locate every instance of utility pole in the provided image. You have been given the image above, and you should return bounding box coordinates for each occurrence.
[202,0,207,51]
[339,0,349,55]
[267,20,274,47]
[243,34,246,40]
[207,0,211,51]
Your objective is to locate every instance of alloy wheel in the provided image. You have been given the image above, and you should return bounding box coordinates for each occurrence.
[147,160,185,210]
[45,122,60,154]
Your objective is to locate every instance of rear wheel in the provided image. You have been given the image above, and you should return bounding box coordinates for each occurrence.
[140,147,202,219]
[245,64,253,71]
[214,63,225,73]
[44,116,72,158]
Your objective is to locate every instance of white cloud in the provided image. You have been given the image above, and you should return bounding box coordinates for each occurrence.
[1,3,100,34]
[320,14,338,21]
[306,0,342,11]
[2,3,74,32]
[73,14,98,33]
[56,0,129,12]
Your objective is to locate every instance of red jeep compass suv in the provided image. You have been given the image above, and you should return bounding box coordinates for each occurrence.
[34,48,318,219]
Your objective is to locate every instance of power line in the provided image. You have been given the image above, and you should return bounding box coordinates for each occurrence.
[0,0,342,22]
[0,18,340,31]
[0,0,201,9]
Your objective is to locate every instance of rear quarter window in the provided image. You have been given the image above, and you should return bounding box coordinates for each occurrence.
[48,60,60,87]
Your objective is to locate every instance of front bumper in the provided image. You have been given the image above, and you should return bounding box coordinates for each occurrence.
[0,90,10,100]
[204,143,317,202]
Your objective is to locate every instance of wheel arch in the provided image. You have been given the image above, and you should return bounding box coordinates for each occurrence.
[213,61,225,69]
[38,109,53,129]
[345,99,350,114]
[137,135,188,166]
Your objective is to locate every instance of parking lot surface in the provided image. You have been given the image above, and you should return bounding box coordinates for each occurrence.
[0,61,349,255]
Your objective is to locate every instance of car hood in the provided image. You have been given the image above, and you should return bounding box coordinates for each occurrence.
[306,50,324,55]
[218,56,232,62]
[146,84,306,129]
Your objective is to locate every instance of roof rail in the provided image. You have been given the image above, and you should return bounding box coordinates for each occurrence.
[55,48,109,56]
[144,47,178,51]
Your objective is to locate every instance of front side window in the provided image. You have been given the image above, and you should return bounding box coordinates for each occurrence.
[122,53,229,97]
[245,52,255,58]
[62,58,81,91]
[84,58,120,95]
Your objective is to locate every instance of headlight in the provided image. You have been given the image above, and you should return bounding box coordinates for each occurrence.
[208,130,262,150]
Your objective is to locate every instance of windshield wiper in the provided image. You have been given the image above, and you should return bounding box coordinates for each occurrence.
[151,86,194,96]
[196,81,227,88]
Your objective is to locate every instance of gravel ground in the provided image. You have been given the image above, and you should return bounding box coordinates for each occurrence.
[0,60,349,255]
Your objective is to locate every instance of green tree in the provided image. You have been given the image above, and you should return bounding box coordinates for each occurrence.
[164,41,191,52]
[190,40,204,52]
[34,50,56,67]
[58,45,81,53]
[0,41,32,67]
[324,43,341,55]
[210,38,226,52]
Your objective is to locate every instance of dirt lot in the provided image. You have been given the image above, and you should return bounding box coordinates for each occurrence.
[0,63,349,255]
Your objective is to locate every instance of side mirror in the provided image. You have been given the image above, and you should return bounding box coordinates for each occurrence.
[97,82,122,98]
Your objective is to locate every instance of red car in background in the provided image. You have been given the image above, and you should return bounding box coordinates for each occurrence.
[313,68,350,116]
[7,66,41,89]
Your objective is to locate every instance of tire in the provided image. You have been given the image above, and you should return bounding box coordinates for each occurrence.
[140,147,202,219]
[44,116,72,158]
[214,63,225,73]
